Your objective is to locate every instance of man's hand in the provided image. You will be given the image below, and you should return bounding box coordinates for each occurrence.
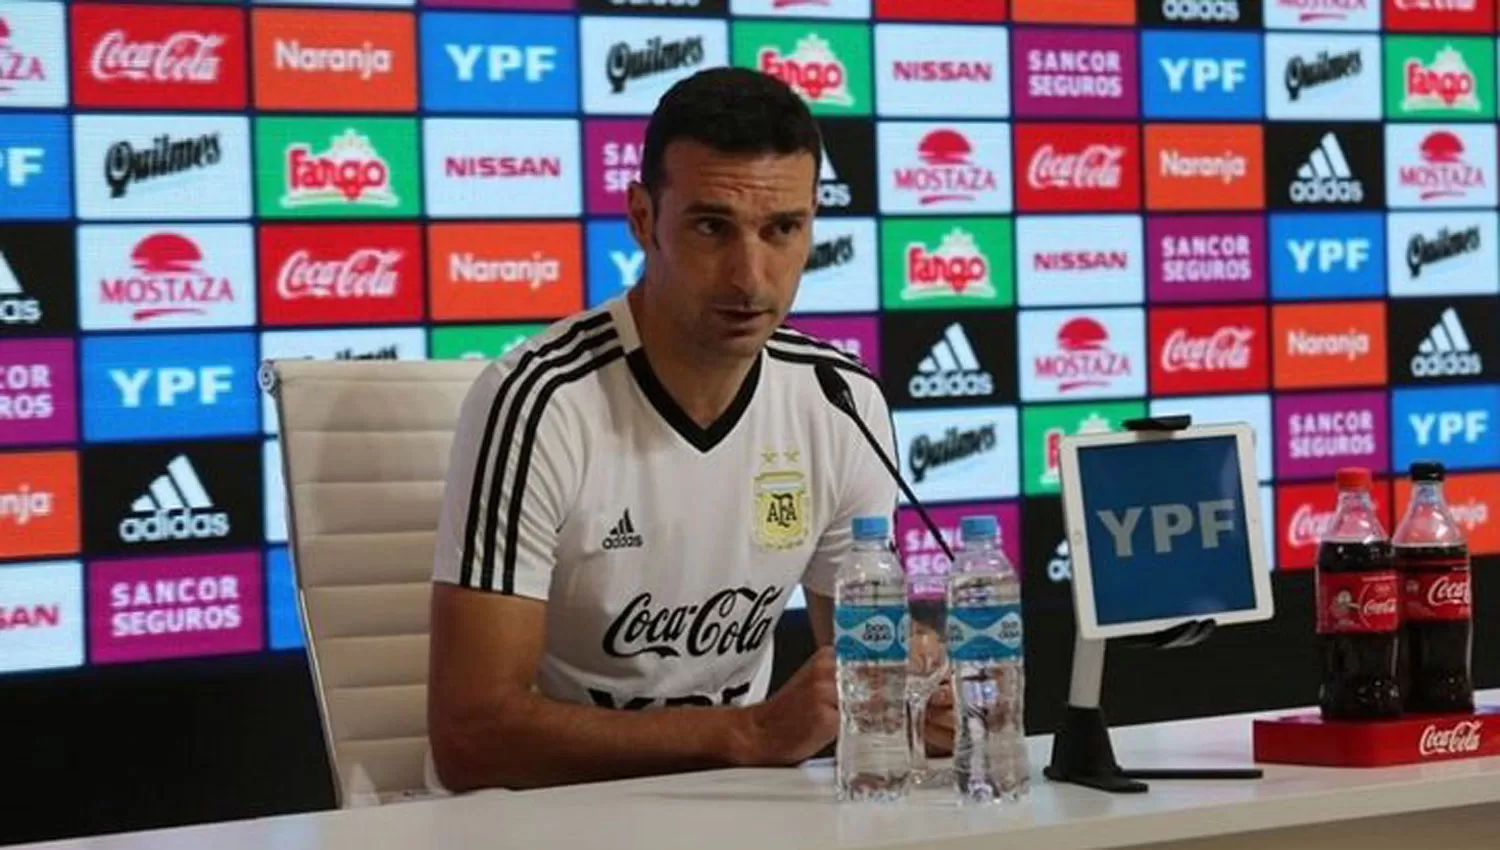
[740,646,840,766]
[924,678,955,757]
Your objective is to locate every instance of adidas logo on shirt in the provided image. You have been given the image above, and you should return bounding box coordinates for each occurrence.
[909,323,994,399]
[0,250,41,325]
[118,455,231,543]
[602,508,645,550]
[1411,308,1482,378]
[1290,132,1364,205]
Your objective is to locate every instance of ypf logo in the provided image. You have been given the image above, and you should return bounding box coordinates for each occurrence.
[1142,30,1262,119]
[420,12,578,113]
[1,115,70,220]
[82,332,258,441]
[1394,385,1500,470]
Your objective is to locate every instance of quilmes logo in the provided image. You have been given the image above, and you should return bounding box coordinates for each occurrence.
[1412,307,1482,377]
[910,323,993,399]
[758,33,851,107]
[1286,47,1362,101]
[1407,223,1480,278]
[1290,132,1364,205]
[909,424,997,484]
[104,133,221,200]
[1403,45,1480,113]
[902,228,995,302]
[118,455,229,544]
[283,129,397,209]
[609,33,705,93]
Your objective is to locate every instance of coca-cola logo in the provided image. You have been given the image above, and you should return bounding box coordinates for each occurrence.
[1418,720,1483,757]
[276,249,402,301]
[602,586,781,659]
[1161,326,1253,372]
[90,30,224,83]
[1027,144,1124,191]
[1288,503,1333,548]
[1426,573,1472,608]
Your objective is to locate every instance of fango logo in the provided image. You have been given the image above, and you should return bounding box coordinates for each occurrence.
[733,22,868,115]
[255,118,420,219]
[880,217,1013,310]
[284,129,396,208]
[1387,37,1495,119]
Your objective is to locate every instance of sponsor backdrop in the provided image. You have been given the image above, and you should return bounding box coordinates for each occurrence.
[3,0,1500,723]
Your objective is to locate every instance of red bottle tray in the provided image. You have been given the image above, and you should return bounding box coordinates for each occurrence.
[1253,706,1500,767]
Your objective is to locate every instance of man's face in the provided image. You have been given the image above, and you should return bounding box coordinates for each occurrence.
[627,139,816,361]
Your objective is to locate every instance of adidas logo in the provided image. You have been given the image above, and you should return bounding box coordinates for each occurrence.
[909,323,994,399]
[1412,308,1482,378]
[817,140,851,209]
[118,455,231,543]
[0,250,41,325]
[1290,132,1364,205]
[601,508,644,550]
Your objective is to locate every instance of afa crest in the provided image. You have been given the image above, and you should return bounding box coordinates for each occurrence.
[754,449,809,550]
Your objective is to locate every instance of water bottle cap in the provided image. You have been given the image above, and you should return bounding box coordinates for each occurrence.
[1335,467,1371,491]
[851,515,889,541]
[1409,460,1446,483]
[960,515,998,540]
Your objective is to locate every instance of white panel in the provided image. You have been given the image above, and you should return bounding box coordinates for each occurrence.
[423,119,581,218]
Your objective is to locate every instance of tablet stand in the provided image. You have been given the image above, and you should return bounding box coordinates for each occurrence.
[1043,414,1265,794]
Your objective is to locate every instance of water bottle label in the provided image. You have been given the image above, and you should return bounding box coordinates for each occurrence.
[946,603,1023,663]
[833,605,908,663]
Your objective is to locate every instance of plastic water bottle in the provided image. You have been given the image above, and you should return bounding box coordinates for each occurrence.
[834,515,910,802]
[947,515,1028,804]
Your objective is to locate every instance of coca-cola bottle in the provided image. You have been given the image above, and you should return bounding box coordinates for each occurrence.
[1394,461,1474,715]
[1317,467,1401,721]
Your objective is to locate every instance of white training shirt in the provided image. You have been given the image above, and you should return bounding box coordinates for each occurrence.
[433,296,896,711]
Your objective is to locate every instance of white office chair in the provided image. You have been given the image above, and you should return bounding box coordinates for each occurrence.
[262,358,488,808]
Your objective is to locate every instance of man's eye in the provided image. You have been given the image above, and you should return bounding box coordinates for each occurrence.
[695,219,726,236]
[775,220,803,236]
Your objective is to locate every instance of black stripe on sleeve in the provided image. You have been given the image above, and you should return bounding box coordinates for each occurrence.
[765,345,880,384]
[458,311,612,588]
[479,328,620,592]
[502,346,626,595]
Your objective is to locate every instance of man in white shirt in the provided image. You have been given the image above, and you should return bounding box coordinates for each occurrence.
[429,68,950,792]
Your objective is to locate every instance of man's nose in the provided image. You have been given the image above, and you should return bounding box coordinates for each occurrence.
[723,234,772,298]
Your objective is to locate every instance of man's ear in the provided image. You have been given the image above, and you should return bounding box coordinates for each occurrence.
[626,182,654,250]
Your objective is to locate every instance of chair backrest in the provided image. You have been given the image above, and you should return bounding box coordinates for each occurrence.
[262,358,488,807]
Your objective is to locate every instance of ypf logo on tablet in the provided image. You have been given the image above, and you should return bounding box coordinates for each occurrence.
[252,9,417,112]
[0,450,78,560]
[893,406,1019,504]
[254,117,420,220]
[1393,384,1500,470]
[0,114,71,220]
[1386,124,1498,209]
[1145,124,1264,211]
[0,1,68,107]
[258,224,423,326]
[89,551,264,664]
[1275,390,1388,481]
[73,114,252,221]
[82,331,258,441]
[876,24,1010,119]
[0,338,76,446]
[70,4,246,108]
[790,217,879,314]
[0,225,76,335]
[1387,211,1500,298]
[1147,215,1267,303]
[77,225,256,331]
[877,122,1012,214]
[424,118,582,218]
[82,440,261,556]
[879,217,1013,310]
[1265,34,1382,121]
[1269,212,1385,300]
[0,561,83,674]
[1141,30,1264,120]
[421,12,579,114]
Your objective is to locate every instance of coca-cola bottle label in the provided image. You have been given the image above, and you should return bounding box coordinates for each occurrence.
[1401,561,1472,622]
[1318,571,1399,633]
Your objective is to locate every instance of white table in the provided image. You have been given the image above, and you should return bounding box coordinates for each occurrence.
[28,694,1500,850]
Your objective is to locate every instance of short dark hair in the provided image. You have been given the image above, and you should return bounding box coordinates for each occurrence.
[640,67,822,198]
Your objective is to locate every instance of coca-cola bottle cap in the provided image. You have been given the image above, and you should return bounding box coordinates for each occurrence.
[1335,467,1372,491]
[1409,460,1446,482]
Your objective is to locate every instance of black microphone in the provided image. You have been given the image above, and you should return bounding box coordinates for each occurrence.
[813,362,955,564]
